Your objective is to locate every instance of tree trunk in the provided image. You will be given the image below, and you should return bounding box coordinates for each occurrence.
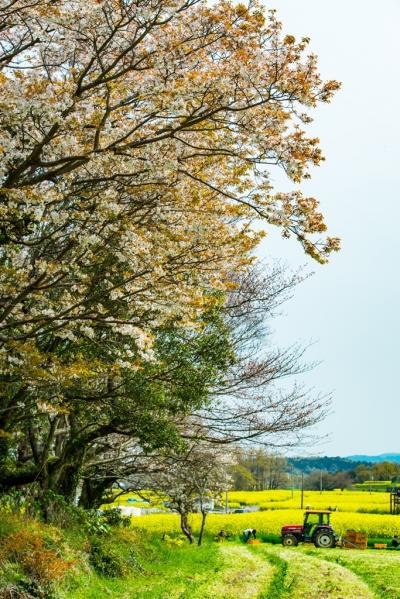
[197,510,207,546]
[180,511,194,544]
[53,460,84,503]
[47,442,87,504]
[79,477,118,509]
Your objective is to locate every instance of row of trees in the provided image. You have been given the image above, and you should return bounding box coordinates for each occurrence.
[231,448,289,490]
[230,453,400,493]
[0,0,339,534]
[304,462,400,491]
[230,451,357,492]
[304,462,400,490]
[354,462,400,483]
[229,449,355,492]
[304,469,355,491]
[287,456,363,473]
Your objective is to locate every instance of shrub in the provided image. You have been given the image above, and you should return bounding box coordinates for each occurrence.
[78,510,111,536]
[101,508,131,528]
[0,514,21,540]
[0,491,27,515]
[126,549,144,572]
[1,580,58,599]
[89,538,127,578]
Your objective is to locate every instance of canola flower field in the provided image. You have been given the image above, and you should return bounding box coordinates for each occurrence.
[114,489,400,539]
[228,489,390,513]
[131,509,400,538]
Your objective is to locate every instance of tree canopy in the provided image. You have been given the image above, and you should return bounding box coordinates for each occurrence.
[0,0,339,511]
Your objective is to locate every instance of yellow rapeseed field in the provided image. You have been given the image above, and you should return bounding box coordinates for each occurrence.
[229,489,390,514]
[132,509,400,538]
[126,490,399,538]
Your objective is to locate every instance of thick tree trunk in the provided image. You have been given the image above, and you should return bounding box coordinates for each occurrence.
[0,437,9,471]
[0,428,39,494]
[38,448,85,521]
[52,460,84,503]
[79,477,117,509]
[197,510,207,546]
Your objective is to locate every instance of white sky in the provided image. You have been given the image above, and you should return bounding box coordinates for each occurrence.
[260,0,400,456]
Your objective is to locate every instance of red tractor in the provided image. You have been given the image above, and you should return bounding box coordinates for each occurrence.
[281,511,338,548]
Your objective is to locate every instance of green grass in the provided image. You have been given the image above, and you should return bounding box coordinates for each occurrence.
[256,545,376,598]
[305,547,400,598]
[58,535,400,598]
[60,539,400,599]
[63,539,274,599]
[62,538,221,599]
[4,511,400,598]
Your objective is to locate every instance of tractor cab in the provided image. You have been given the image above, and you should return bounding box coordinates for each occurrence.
[303,511,331,541]
[281,510,337,548]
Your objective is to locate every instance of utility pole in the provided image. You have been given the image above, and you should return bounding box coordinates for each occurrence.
[300,472,304,509]
[291,465,294,499]
[320,469,323,494]
[224,469,229,514]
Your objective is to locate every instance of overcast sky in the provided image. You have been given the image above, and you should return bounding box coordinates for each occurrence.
[260,0,400,456]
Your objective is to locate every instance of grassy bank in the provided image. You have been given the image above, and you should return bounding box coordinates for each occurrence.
[2,511,400,598]
[0,512,273,599]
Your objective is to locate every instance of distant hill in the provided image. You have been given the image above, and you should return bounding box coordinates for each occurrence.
[287,456,365,473]
[346,453,400,464]
[287,454,400,473]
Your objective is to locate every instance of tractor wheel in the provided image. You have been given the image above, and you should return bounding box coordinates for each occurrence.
[282,534,299,547]
[314,531,336,549]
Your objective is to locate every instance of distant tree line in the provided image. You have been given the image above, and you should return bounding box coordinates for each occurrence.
[304,462,400,491]
[230,452,400,491]
[353,462,400,483]
[287,456,366,473]
[230,449,289,490]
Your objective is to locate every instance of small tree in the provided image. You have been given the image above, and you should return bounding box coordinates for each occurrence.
[150,443,231,545]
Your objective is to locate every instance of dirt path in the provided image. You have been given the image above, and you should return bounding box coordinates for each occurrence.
[187,545,275,599]
[258,546,376,599]
[306,547,400,599]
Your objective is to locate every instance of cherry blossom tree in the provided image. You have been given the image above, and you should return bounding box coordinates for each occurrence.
[0,0,339,506]
[148,441,232,544]
[1,0,340,379]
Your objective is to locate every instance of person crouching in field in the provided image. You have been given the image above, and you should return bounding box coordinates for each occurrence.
[243,528,257,542]
[215,529,229,542]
